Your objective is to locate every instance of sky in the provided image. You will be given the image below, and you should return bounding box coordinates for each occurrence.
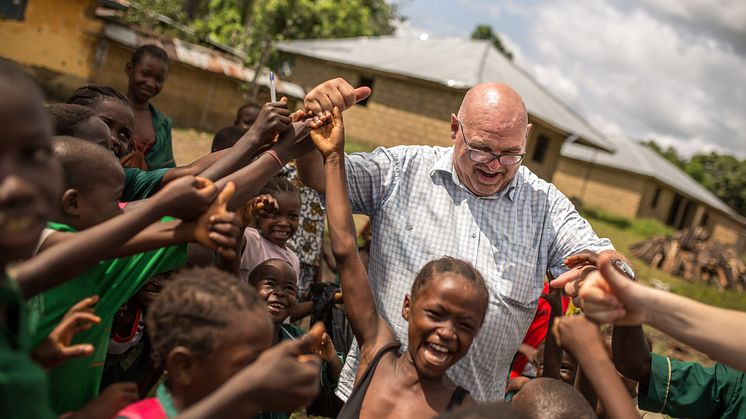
[390,0,746,157]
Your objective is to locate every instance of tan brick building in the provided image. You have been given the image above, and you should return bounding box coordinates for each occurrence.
[0,0,302,133]
[553,137,746,253]
[276,37,614,182]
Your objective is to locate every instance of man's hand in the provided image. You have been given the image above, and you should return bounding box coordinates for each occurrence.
[31,295,101,370]
[192,182,242,260]
[549,249,604,306]
[246,98,292,144]
[153,175,217,221]
[579,253,647,325]
[309,107,345,158]
[304,78,372,115]
[76,382,139,419]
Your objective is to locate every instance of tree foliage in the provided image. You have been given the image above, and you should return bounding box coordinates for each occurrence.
[643,140,746,217]
[124,0,398,62]
[471,24,513,60]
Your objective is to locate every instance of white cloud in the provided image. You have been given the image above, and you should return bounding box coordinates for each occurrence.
[521,0,746,157]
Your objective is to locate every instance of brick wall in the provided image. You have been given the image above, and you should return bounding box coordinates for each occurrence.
[553,158,645,218]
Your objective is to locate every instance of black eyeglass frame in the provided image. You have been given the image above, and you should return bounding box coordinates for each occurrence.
[457,120,526,165]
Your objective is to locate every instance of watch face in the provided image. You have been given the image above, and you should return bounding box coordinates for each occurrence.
[614,259,635,280]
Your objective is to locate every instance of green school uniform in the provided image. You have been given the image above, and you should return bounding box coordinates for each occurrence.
[0,271,56,419]
[25,221,187,414]
[639,352,746,418]
[145,104,175,170]
[123,167,169,202]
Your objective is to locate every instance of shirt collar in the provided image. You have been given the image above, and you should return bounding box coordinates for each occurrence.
[429,147,518,201]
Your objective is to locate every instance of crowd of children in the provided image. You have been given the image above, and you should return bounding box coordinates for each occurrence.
[1,42,745,419]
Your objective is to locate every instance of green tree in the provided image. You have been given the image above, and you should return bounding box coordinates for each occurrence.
[471,24,513,60]
[643,140,746,217]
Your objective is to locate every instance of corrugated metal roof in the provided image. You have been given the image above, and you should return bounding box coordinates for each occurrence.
[562,136,738,217]
[277,36,614,152]
[102,23,305,99]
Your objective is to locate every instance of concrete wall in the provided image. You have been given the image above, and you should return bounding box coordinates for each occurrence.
[285,55,563,181]
[553,157,646,218]
[0,0,101,80]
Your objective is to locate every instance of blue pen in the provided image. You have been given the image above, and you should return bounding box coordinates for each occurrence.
[269,71,277,103]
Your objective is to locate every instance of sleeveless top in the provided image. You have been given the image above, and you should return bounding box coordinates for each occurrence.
[337,343,470,419]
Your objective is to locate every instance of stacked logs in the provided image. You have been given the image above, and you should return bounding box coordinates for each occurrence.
[630,227,746,292]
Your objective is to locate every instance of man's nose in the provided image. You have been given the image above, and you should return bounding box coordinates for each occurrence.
[486,157,503,172]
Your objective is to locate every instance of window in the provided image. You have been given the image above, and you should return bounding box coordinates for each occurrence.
[356,76,374,106]
[0,0,28,20]
[532,134,550,163]
[650,187,660,209]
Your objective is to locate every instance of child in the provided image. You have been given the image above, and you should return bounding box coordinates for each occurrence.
[211,125,245,152]
[67,84,290,202]
[240,177,302,284]
[115,266,322,418]
[235,102,262,132]
[510,377,598,419]
[125,44,175,170]
[0,59,216,418]
[308,108,489,417]
[28,136,242,413]
[47,103,112,150]
[247,259,342,418]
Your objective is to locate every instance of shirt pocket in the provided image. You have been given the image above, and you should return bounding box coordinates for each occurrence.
[493,240,543,306]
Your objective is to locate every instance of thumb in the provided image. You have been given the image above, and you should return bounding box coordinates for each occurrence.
[332,106,343,125]
[217,181,236,209]
[354,86,372,104]
[598,253,629,294]
[195,177,218,200]
[60,343,95,359]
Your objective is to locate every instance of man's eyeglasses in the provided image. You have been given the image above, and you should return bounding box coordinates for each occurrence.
[458,120,525,165]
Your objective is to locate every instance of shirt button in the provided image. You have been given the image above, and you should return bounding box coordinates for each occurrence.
[471,233,477,238]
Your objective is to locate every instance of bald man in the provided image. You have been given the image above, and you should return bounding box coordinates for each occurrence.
[298,78,614,401]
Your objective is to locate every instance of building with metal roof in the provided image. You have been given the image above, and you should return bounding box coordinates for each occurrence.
[277,35,613,182]
[554,137,746,252]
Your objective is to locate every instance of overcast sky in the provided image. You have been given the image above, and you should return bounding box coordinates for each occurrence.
[391,0,745,157]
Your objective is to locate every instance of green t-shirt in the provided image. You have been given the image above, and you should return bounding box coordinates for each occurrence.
[146,104,175,170]
[639,352,746,418]
[123,167,169,202]
[0,271,56,419]
[25,221,188,414]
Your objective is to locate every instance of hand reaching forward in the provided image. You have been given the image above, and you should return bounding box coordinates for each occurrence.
[192,181,242,260]
[578,253,647,325]
[31,295,101,370]
[154,175,218,221]
[308,107,344,158]
[304,78,372,115]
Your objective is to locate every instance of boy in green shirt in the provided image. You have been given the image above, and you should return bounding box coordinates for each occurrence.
[27,137,243,413]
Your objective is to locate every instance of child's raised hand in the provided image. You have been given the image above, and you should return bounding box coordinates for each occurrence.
[551,315,605,357]
[308,107,344,158]
[247,98,292,144]
[31,295,101,370]
[319,332,338,364]
[192,182,242,259]
[154,175,218,221]
[300,321,327,361]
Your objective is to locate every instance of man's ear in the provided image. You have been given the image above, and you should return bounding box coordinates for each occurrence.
[450,113,459,142]
[166,347,196,387]
[525,123,533,147]
[60,189,81,217]
[402,294,412,321]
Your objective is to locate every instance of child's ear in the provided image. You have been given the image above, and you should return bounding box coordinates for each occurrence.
[124,61,133,77]
[402,294,411,321]
[60,189,81,217]
[166,347,195,387]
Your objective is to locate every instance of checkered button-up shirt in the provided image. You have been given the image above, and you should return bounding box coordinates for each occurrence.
[336,145,613,401]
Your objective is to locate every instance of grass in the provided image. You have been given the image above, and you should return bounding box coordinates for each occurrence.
[580,207,746,311]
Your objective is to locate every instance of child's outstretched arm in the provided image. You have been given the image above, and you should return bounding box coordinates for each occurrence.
[14,176,217,298]
[308,108,391,352]
[554,316,639,419]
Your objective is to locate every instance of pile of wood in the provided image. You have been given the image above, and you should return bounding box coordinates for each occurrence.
[630,227,746,292]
